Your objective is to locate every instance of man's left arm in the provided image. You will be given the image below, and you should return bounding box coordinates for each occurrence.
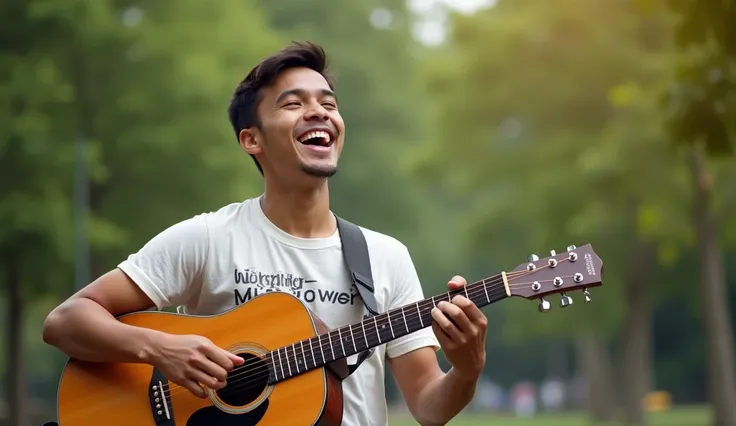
[385,246,487,426]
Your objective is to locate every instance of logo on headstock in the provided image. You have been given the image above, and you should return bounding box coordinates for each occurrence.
[585,252,596,276]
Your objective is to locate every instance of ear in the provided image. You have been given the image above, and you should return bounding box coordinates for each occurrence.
[239,128,263,156]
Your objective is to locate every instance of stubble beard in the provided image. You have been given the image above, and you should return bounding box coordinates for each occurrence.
[300,163,338,178]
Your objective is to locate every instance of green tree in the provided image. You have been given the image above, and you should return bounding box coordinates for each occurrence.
[665,0,736,424]
[0,1,79,424]
[1,1,282,424]
[411,0,681,423]
[71,0,280,275]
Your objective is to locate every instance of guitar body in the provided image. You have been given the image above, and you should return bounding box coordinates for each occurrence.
[55,292,345,426]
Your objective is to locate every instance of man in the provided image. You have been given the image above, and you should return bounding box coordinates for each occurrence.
[42,42,487,426]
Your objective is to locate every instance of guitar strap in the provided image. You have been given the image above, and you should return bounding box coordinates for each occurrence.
[334,215,378,376]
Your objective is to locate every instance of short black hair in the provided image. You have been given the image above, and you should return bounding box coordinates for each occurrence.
[227,42,334,175]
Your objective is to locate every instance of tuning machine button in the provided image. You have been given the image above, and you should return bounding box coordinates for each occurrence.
[566,245,577,251]
[560,293,573,307]
[527,254,539,262]
[583,288,591,303]
[538,298,551,313]
[550,250,557,257]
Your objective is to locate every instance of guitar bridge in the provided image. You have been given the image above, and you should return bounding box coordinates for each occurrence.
[148,368,175,425]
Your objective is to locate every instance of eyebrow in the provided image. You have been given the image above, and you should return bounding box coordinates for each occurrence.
[275,88,337,104]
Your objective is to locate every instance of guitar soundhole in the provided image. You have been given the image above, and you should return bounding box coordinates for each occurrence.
[216,352,269,407]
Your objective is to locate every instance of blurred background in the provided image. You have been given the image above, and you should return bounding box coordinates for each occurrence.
[1,0,735,425]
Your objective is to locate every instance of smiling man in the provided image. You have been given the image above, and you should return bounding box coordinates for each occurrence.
[42,42,487,426]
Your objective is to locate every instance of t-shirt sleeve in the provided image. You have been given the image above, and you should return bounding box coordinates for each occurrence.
[385,244,441,359]
[117,214,210,310]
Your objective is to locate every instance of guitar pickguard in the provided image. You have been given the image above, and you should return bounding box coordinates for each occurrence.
[186,399,269,426]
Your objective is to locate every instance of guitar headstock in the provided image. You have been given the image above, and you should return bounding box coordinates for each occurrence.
[507,244,603,312]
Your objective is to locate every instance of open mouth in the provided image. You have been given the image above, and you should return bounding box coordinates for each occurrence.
[297,130,334,147]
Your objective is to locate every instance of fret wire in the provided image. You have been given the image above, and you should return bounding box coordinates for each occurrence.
[270,351,278,382]
[361,319,369,348]
[317,334,324,365]
[286,346,293,377]
[278,347,285,380]
[300,340,306,369]
[349,324,357,353]
[337,328,346,358]
[291,343,299,374]
[387,311,395,339]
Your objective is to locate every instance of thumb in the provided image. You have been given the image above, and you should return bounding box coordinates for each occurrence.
[228,352,245,365]
[448,275,467,290]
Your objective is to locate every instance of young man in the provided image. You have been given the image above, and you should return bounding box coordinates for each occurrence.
[42,42,488,426]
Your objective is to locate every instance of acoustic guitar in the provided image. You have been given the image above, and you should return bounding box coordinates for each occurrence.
[52,244,603,426]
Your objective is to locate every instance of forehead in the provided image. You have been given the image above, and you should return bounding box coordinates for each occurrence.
[263,67,333,101]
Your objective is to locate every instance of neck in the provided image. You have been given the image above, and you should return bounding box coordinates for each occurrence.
[261,178,334,238]
[263,272,512,384]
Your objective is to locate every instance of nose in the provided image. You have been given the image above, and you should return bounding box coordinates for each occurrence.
[304,100,330,121]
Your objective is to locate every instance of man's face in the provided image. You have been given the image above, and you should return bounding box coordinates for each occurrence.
[244,67,345,180]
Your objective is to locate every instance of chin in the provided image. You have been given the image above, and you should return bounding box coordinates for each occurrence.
[300,163,338,178]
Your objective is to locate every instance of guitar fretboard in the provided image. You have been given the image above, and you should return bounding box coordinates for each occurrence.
[265,272,509,383]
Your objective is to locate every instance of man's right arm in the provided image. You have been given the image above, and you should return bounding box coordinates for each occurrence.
[43,213,210,363]
[42,268,165,364]
[42,214,243,398]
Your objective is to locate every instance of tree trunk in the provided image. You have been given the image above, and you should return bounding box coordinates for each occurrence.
[618,242,656,426]
[5,258,29,426]
[688,146,736,426]
[576,333,617,423]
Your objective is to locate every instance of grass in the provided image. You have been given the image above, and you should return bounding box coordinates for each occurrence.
[387,405,710,425]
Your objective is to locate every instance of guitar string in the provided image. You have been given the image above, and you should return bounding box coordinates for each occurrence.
[160,262,574,400]
[205,274,581,400]
[161,258,577,398]
[160,285,513,402]
[159,268,527,397]
[158,274,516,400]
[160,262,576,400]
[177,265,562,395]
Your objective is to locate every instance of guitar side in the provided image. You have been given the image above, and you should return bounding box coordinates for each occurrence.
[55,292,344,426]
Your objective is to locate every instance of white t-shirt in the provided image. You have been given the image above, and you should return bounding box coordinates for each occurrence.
[118,196,439,426]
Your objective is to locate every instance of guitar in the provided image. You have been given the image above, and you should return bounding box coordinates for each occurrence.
[52,244,603,426]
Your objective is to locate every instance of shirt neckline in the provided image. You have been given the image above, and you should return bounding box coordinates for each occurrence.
[251,195,341,250]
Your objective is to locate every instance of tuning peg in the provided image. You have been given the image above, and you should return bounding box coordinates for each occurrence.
[560,293,573,308]
[550,250,557,257]
[583,289,591,303]
[566,245,577,252]
[538,298,551,313]
[527,254,539,262]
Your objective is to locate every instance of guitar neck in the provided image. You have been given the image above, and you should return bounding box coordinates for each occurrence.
[267,272,510,383]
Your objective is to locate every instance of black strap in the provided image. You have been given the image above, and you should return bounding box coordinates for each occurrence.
[335,215,377,376]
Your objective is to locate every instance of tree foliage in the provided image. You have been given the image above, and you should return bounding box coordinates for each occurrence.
[412,0,683,340]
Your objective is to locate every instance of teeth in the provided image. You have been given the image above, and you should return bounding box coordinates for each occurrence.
[297,130,331,144]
